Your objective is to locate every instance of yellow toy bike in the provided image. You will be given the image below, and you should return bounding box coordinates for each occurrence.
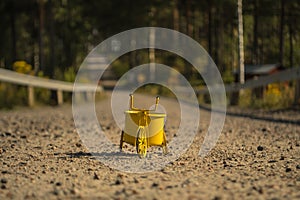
[120,94,168,158]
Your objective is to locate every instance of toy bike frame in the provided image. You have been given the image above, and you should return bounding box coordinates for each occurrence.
[120,94,168,158]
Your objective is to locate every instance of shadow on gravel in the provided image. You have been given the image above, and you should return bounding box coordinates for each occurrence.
[199,104,300,125]
[65,151,138,158]
[66,151,92,157]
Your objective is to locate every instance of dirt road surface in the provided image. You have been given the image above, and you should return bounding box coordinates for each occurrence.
[0,92,299,199]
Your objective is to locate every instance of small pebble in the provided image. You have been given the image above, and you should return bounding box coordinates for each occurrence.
[75,143,82,147]
[152,182,159,187]
[133,178,139,183]
[285,168,292,172]
[53,188,63,196]
[257,146,264,151]
[213,196,221,200]
[261,127,268,132]
[279,156,285,160]
[115,179,122,185]
[4,132,12,136]
[268,160,277,163]
[70,188,79,195]
[93,172,100,180]
[1,178,7,184]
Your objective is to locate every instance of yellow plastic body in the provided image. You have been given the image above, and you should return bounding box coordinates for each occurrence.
[120,94,168,157]
[123,110,166,147]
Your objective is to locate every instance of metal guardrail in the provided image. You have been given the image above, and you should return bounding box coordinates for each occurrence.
[0,68,102,92]
[195,67,300,94]
[1,67,299,106]
[0,68,103,106]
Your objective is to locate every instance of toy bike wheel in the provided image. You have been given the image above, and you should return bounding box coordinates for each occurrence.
[120,130,124,152]
[162,130,168,154]
[162,145,168,155]
[136,127,147,158]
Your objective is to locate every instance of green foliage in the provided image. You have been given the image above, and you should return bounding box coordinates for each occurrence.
[222,69,235,84]
[0,83,27,109]
[35,88,51,104]
[63,68,77,82]
[0,82,54,109]
[13,61,32,74]
[136,84,175,98]
[111,60,130,79]
[1,0,299,73]
[238,83,294,109]
[53,67,77,82]
[0,0,300,109]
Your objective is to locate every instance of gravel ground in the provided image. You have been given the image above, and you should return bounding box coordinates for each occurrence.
[0,92,299,199]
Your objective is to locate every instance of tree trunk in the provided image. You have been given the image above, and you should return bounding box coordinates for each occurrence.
[48,0,58,105]
[214,6,220,68]
[207,0,213,56]
[288,21,293,67]
[38,0,45,72]
[129,32,137,68]
[253,0,258,64]
[186,0,193,37]
[231,0,245,106]
[10,0,17,67]
[173,0,179,31]
[238,0,244,84]
[279,0,285,65]
[48,0,55,78]
[149,28,155,82]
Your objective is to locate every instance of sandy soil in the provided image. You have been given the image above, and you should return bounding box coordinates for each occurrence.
[0,92,299,199]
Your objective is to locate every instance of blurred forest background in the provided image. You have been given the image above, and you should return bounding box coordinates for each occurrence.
[0,0,300,108]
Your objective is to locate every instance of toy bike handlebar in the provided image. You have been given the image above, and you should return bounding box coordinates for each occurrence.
[129,94,160,111]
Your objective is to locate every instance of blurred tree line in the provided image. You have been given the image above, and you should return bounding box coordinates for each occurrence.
[1,0,299,79]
